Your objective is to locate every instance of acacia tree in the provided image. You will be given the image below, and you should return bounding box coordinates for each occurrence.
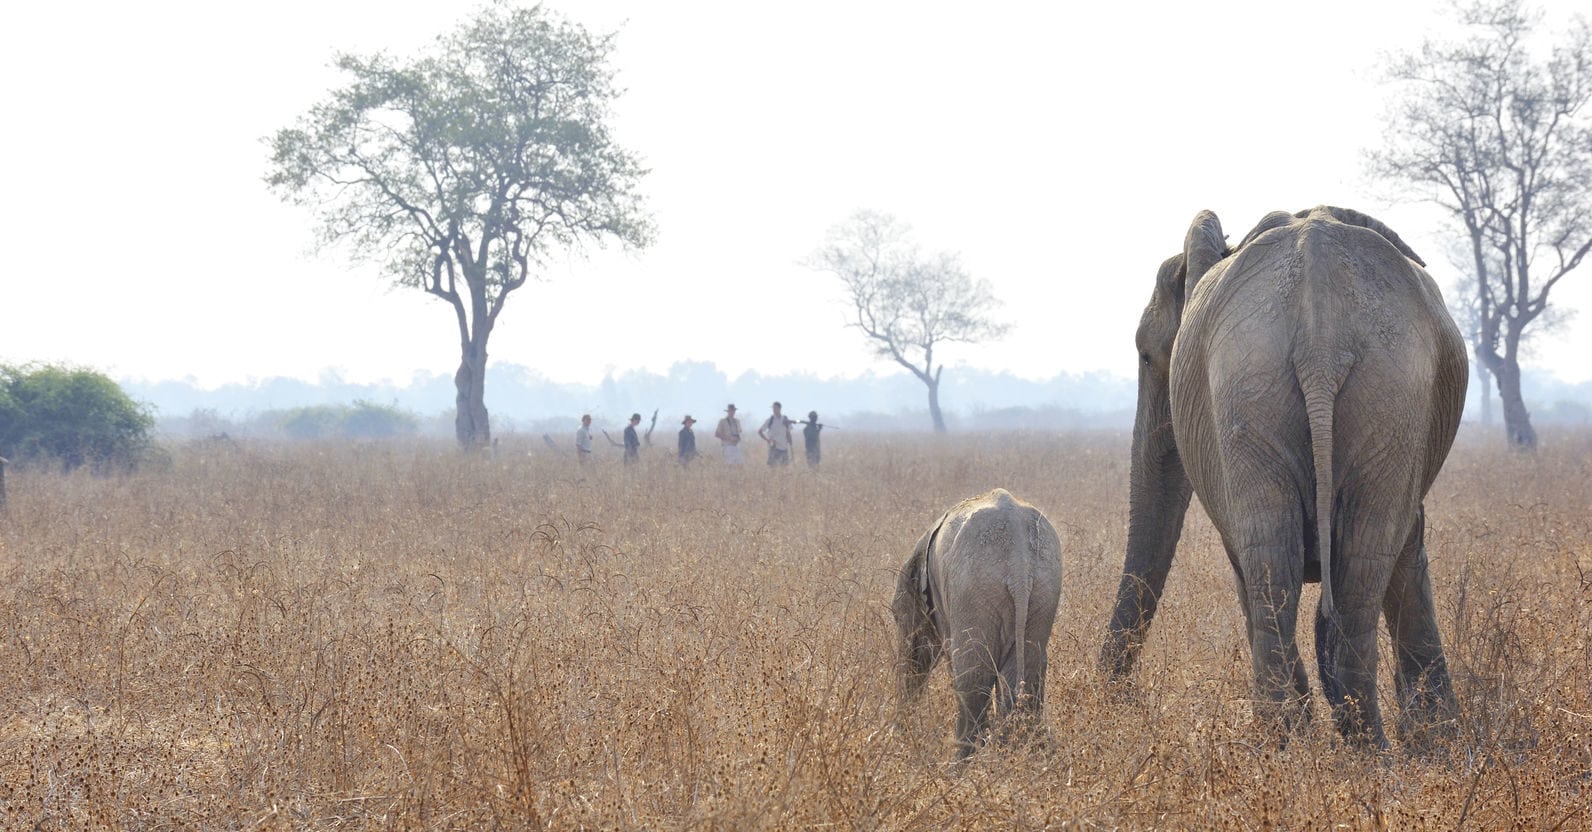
[267,3,652,448]
[810,211,1009,433]
[1368,0,1592,450]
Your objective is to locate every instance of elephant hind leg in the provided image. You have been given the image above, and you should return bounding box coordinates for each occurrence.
[951,656,1000,760]
[1318,508,1408,749]
[1382,508,1459,751]
[1237,544,1312,742]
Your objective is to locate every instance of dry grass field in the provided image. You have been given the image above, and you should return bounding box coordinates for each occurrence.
[0,429,1588,829]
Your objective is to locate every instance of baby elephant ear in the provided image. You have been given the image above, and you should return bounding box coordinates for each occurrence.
[1182,210,1227,294]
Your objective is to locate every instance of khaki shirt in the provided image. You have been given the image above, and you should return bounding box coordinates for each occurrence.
[715,416,741,445]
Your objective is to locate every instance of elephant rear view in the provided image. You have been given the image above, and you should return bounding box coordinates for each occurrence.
[893,489,1063,759]
[1102,206,1466,750]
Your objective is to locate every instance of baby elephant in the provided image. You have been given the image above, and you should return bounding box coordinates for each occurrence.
[893,489,1064,759]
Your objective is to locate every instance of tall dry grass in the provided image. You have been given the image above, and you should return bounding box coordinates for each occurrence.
[0,429,1587,829]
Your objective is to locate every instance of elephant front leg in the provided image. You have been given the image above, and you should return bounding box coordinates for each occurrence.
[1238,545,1312,740]
[1382,509,1459,750]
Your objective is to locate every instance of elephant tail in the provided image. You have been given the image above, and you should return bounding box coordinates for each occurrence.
[1000,506,1044,716]
[1299,361,1350,699]
[1001,569,1032,717]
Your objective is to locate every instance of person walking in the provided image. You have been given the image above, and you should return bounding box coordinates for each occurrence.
[801,410,824,467]
[758,401,796,467]
[622,412,642,465]
[715,404,744,465]
[678,415,698,465]
[575,414,594,465]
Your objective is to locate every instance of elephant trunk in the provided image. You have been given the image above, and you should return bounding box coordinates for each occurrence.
[1102,370,1193,679]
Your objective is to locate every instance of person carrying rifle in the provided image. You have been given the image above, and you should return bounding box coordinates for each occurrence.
[678,415,698,466]
[800,410,829,467]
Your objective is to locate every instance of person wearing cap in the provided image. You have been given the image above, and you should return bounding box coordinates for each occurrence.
[575,414,594,464]
[758,401,796,467]
[715,404,743,465]
[622,413,642,465]
[801,410,824,467]
[678,415,698,465]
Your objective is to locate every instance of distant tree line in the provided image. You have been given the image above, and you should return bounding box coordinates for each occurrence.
[175,401,420,441]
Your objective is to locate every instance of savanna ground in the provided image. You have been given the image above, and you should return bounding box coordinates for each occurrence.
[0,428,1588,829]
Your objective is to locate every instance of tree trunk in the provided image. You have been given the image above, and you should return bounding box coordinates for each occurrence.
[454,342,491,448]
[0,456,7,511]
[1490,358,1536,450]
[926,366,947,434]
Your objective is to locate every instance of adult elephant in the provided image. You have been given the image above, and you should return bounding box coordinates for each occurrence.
[1100,206,1467,749]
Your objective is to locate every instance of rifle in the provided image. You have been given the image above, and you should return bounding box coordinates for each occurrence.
[604,409,657,448]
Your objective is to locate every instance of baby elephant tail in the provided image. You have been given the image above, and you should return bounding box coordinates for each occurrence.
[998,554,1036,716]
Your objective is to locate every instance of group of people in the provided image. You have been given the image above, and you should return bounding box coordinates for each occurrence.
[575,402,826,468]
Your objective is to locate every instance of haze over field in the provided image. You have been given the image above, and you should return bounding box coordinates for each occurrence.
[128,361,1592,436]
[3,0,1590,408]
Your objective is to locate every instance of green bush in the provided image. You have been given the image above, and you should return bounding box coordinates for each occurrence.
[278,406,343,440]
[0,364,155,472]
[342,400,419,439]
[273,401,418,440]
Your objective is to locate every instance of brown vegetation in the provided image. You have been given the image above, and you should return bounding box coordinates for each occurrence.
[0,430,1587,828]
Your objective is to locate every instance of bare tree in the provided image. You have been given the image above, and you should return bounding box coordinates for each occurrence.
[809,211,1009,433]
[1368,0,1592,450]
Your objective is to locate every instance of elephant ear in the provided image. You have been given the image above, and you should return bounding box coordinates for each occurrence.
[1182,210,1228,297]
[1142,211,1227,360]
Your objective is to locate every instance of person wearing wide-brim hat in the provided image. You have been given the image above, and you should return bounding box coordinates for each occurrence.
[714,404,743,465]
[678,415,698,465]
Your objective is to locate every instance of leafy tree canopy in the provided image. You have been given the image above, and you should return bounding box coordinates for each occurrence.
[266,1,653,446]
[0,364,154,472]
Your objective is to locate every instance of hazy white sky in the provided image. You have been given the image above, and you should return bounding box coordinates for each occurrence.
[4,0,1589,388]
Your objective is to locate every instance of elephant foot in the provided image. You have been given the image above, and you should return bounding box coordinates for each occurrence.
[1330,696,1390,751]
[1253,694,1314,747]
[1394,665,1461,755]
[1396,709,1461,758]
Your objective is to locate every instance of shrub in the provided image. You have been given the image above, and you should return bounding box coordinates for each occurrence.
[273,401,419,440]
[0,364,155,472]
[342,399,419,439]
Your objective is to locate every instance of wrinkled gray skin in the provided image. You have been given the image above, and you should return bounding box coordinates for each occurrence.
[1101,206,1466,749]
[894,488,1064,759]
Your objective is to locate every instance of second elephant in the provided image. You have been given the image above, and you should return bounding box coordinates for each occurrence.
[894,489,1064,759]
